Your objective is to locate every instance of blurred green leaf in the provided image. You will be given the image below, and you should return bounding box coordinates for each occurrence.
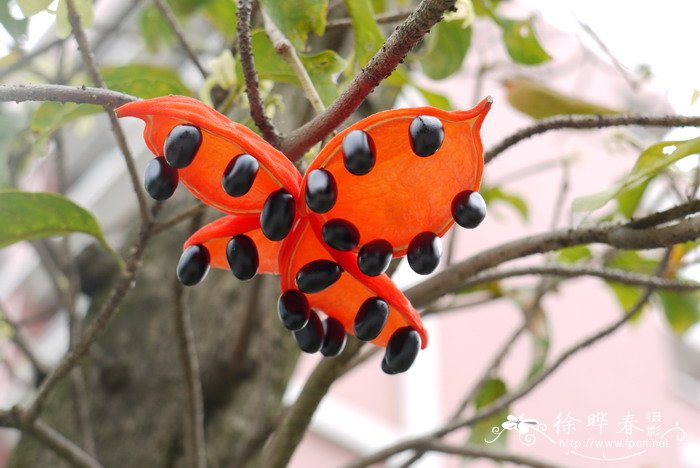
[139,5,174,52]
[498,17,550,65]
[606,251,656,319]
[0,2,28,39]
[557,246,592,264]
[237,30,345,106]
[482,186,529,221]
[468,378,509,448]
[344,0,384,68]
[420,21,471,80]
[573,136,700,214]
[102,64,192,98]
[526,306,550,379]
[17,0,52,17]
[658,291,700,334]
[414,86,452,110]
[56,0,94,39]
[504,77,621,119]
[31,101,101,136]
[616,178,650,218]
[202,0,237,40]
[260,0,328,50]
[0,190,121,267]
[473,0,500,16]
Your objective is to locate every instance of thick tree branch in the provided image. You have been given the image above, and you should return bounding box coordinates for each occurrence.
[405,214,700,309]
[152,0,208,77]
[279,0,457,160]
[485,114,700,164]
[65,0,151,225]
[0,84,136,108]
[237,0,282,146]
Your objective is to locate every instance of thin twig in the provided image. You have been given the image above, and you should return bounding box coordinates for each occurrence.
[172,281,207,468]
[0,84,136,108]
[627,198,700,229]
[153,203,207,235]
[484,114,700,164]
[237,0,281,146]
[261,10,325,114]
[279,0,458,160]
[65,0,151,225]
[0,39,65,82]
[403,440,560,468]
[0,303,49,379]
[325,9,414,30]
[152,0,208,77]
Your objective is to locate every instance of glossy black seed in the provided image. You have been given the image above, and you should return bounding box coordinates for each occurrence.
[305,169,337,213]
[222,154,259,197]
[164,124,202,168]
[452,190,487,229]
[382,327,421,374]
[293,311,324,353]
[321,317,347,357]
[296,260,343,294]
[381,358,397,375]
[277,290,310,331]
[342,130,376,175]
[176,245,210,286]
[409,115,444,157]
[144,157,178,200]
[226,234,258,281]
[407,232,442,275]
[322,219,360,251]
[354,297,389,341]
[260,189,295,241]
[357,239,393,276]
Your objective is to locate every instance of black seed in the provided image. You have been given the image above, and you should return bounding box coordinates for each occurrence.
[452,190,486,229]
[226,234,258,281]
[295,260,343,294]
[305,169,337,213]
[381,358,397,375]
[321,317,347,357]
[176,245,210,286]
[342,129,376,175]
[322,219,360,251]
[277,290,310,331]
[260,189,295,241]
[293,311,324,353]
[407,232,442,275]
[164,124,202,168]
[222,154,259,197]
[144,157,178,200]
[383,327,421,374]
[409,115,444,157]
[354,297,389,341]
[357,239,393,276]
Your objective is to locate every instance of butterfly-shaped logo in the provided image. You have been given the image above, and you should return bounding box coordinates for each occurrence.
[116,95,491,374]
[502,414,539,434]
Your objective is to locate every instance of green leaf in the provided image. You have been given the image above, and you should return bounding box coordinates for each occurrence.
[102,64,192,98]
[473,0,500,17]
[420,21,471,80]
[202,0,237,40]
[499,17,550,65]
[616,178,649,218]
[605,251,656,319]
[0,190,122,267]
[31,101,101,136]
[526,306,550,379]
[481,186,529,221]
[0,2,28,38]
[56,0,94,39]
[237,30,345,106]
[16,0,53,17]
[658,291,700,334]
[414,86,452,110]
[573,136,700,214]
[557,246,592,264]
[504,77,622,119]
[343,0,385,68]
[139,5,174,52]
[259,0,328,50]
[468,378,509,447]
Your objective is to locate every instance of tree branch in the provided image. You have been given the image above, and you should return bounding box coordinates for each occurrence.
[0,84,136,108]
[65,0,151,225]
[279,0,457,160]
[152,0,208,77]
[402,440,560,468]
[237,0,282,146]
[261,10,325,114]
[325,9,414,30]
[172,281,207,468]
[484,114,700,164]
